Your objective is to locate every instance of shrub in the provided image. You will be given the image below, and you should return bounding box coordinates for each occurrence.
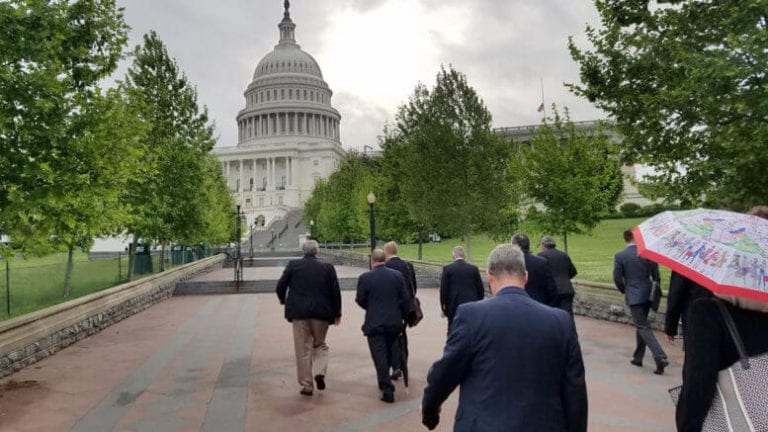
[620,202,642,218]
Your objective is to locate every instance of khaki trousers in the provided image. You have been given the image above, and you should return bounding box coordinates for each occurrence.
[292,319,330,390]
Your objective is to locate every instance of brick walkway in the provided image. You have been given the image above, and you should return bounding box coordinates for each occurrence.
[0,290,682,431]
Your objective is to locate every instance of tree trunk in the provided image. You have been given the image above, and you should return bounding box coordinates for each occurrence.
[418,229,423,261]
[563,231,569,255]
[127,235,139,282]
[466,229,473,262]
[64,244,74,297]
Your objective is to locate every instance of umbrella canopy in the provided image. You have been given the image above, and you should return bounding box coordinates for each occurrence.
[633,209,768,311]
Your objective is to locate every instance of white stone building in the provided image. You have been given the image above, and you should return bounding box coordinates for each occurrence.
[212,1,344,227]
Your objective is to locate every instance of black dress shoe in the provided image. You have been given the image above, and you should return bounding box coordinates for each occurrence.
[390,369,402,380]
[315,375,326,391]
[300,388,313,396]
[630,359,643,367]
[654,359,669,375]
[380,391,394,403]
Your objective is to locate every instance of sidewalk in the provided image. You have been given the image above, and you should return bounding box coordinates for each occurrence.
[0,290,682,431]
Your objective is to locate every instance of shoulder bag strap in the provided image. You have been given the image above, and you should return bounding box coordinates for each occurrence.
[714,299,751,370]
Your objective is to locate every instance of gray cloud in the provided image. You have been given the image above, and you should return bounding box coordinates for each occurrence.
[115,0,603,151]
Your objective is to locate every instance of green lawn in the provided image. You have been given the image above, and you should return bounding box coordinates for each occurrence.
[356,217,671,285]
[0,252,161,321]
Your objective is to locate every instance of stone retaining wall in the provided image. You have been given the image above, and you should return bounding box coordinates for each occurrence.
[319,249,667,331]
[0,254,225,378]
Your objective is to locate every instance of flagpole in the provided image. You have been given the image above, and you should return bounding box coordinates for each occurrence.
[540,77,546,120]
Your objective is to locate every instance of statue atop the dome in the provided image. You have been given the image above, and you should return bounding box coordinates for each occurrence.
[284,0,290,18]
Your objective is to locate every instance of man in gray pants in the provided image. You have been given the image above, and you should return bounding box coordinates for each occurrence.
[613,230,668,375]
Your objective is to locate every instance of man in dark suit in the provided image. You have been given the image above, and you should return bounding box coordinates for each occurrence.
[422,244,588,431]
[276,240,341,396]
[383,241,416,380]
[440,246,485,331]
[613,229,668,374]
[356,249,412,403]
[538,236,578,315]
[512,233,558,307]
[663,271,712,348]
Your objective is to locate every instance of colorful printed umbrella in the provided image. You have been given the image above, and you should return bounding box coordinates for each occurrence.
[633,209,768,310]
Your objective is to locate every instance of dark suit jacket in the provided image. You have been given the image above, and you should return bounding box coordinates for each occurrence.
[538,248,577,296]
[613,244,659,306]
[275,255,341,323]
[676,298,768,431]
[422,287,588,432]
[385,256,417,296]
[523,253,558,306]
[439,259,485,319]
[664,272,712,337]
[355,265,411,336]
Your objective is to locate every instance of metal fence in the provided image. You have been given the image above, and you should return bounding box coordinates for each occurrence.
[0,246,215,321]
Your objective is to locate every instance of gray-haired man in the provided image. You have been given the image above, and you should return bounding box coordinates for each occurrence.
[276,240,342,396]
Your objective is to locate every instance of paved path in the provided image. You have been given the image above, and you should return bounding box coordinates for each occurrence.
[0,290,683,431]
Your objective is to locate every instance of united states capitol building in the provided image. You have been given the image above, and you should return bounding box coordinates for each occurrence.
[212,2,343,228]
[210,1,650,235]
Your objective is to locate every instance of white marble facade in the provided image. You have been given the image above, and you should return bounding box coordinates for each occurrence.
[213,1,344,226]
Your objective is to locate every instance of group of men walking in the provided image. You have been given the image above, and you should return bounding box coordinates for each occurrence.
[275,230,664,431]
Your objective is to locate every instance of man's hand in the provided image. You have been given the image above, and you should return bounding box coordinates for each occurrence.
[666,335,675,344]
[334,317,341,326]
[422,407,440,430]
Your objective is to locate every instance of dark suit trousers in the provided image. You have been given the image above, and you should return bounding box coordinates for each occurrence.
[557,294,575,316]
[367,332,398,394]
[630,303,667,363]
[391,328,407,372]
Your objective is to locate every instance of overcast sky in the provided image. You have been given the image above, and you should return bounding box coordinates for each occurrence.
[116,0,605,151]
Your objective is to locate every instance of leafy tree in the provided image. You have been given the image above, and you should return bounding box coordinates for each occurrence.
[569,1,768,210]
[0,0,132,293]
[44,88,147,295]
[123,31,223,278]
[303,153,373,243]
[513,107,623,252]
[385,66,515,260]
[374,128,421,245]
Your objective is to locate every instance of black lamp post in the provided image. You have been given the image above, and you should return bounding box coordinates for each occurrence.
[235,197,243,284]
[367,192,376,253]
[249,222,254,258]
[270,228,275,252]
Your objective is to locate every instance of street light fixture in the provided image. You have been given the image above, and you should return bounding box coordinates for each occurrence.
[367,192,376,253]
[309,219,314,239]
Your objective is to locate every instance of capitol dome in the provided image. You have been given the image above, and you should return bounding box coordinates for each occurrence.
[234,0,341,148]
[213,0,343,224]
[253,43,323,80]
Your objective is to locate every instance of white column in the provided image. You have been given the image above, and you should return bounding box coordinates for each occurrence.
[239,160,245,194]
[271,157,276,189]
[288,157,292,186]
[292,157,298,188]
